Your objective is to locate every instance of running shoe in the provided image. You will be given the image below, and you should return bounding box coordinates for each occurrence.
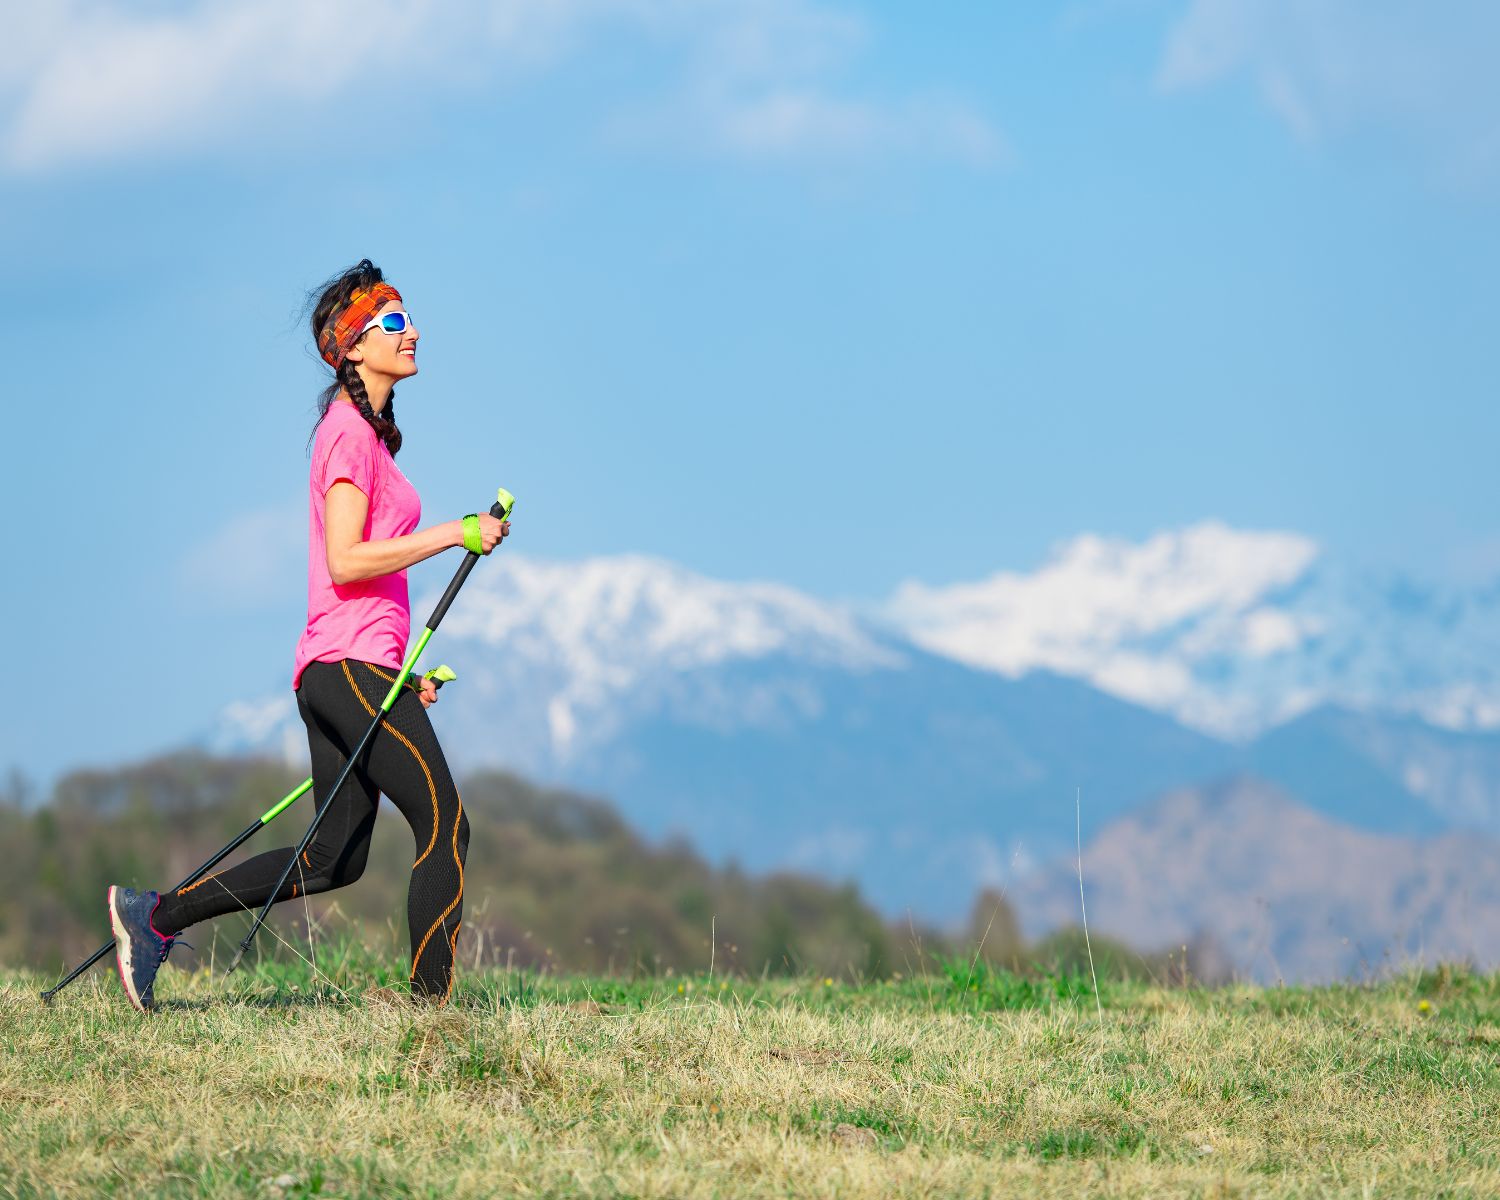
[107,885,177,1012]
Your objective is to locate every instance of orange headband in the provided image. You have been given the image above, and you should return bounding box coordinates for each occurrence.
[318,283,403,367]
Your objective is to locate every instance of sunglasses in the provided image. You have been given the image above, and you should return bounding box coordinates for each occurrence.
[359,310,415,337]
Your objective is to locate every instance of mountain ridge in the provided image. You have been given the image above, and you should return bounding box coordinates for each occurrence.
[1010,774,1500,982]
[886,522,1500,739]
[206,533,1500,934]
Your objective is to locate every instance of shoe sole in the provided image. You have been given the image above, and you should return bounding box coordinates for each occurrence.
[107,886,148,1012]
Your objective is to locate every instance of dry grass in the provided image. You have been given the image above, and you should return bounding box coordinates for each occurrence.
[2,960,1498,1198]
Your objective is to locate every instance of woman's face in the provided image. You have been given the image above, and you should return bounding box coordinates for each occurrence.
[348,297,419,380]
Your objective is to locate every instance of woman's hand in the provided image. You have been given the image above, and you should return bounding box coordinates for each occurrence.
[416,677,439,708]
[477,514,510,554]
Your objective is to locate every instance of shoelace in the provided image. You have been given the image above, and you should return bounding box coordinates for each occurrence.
[156,935,191,967]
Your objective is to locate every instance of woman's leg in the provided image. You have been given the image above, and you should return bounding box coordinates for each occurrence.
[299,659,470,1003]
[150,667,380,935]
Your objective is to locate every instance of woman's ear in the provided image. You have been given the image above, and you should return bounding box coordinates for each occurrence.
[345,344,364,364]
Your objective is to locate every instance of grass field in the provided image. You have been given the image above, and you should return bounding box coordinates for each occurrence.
[3,951,1498,1198]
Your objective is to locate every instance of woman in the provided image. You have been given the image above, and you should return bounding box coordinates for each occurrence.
[107,259,509,1010]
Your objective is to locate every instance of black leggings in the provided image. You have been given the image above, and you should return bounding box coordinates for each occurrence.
[152,659,470,1002]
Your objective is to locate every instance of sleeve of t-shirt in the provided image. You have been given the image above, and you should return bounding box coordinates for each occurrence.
[317,422,378,499]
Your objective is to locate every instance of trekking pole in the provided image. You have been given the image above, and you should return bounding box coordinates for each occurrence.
[225,487,515,976]
[38,665,461,1004]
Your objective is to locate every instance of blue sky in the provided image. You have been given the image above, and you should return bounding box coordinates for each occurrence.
[3,0,1498,782]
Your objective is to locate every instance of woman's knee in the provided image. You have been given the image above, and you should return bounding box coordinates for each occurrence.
[328,841,370,887]
[305,829,372,888]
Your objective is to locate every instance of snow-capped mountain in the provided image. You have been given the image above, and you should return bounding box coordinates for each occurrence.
[886,522,1500,740]
[218,525,1500,769]
[436,554,906,773]
[207,528,1500,930]
[211,553,906,778]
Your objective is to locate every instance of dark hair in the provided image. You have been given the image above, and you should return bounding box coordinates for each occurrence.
[308,258,403,457]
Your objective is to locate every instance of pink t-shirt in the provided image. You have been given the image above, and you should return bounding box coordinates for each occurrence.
[292,402,422,688]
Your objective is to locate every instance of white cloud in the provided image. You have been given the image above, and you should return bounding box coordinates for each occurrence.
[612,1,1003,166]
[1158,0,1500,177]
[7,0,398,169]
[177,505,303,609]
[665,88,1003,166]
[210,693,303,764]
[0,0,1000,172]
[783,826,873,874]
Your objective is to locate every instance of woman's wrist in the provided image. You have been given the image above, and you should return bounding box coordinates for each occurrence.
[446,519,465,549]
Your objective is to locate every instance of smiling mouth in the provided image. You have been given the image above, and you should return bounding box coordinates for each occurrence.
[399,349,416,358]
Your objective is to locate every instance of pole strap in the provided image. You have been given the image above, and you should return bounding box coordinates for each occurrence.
[461,514,483,555]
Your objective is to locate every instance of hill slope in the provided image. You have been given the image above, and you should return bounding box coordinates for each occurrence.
[1013,776,1500,982]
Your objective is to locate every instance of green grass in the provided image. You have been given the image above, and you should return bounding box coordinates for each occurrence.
[3,955,1499,1198]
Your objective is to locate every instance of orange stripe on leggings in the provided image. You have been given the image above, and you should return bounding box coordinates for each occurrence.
[339,662,463,1000]
[340,662,440,868]
[363,662,419,696]
[177,869,225,898]
[411,791,465,1003]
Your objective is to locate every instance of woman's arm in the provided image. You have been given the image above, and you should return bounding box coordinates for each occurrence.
[324,481,507,584]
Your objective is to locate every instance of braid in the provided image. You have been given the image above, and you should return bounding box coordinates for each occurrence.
[339,360,403,457]
[379,389,403,456]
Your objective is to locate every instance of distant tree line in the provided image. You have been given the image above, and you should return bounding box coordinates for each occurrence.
[1,755,1214,982]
